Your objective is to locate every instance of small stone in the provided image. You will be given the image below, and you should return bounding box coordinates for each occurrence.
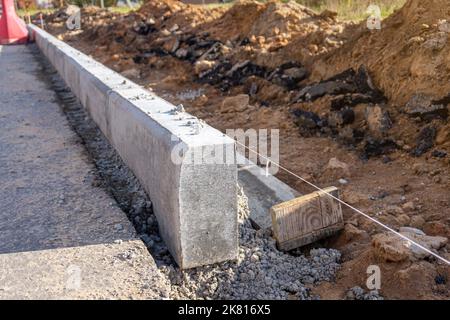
[169,24,179,32]
[410,215,426,229]
[438,19,450,33]
[386,205,403,215]
[175,48,189,59]
[401,231,448,260]
[221,94,250,113]
[365,104,392,138]
[423,221,449,236]
[240,273,249,281]
[372,233,410,262]
[194,60,216,75]
[160,29,171,36]
[348,286,365,300]
[343,223,368,242]
[382,155,392,163]
[402,201,416,212]
[121,68,140,79]
[323,157,351,179]
[399,227,425,236]
[346,290,355,300]
[435,274,446,285]
[397,214,411,226]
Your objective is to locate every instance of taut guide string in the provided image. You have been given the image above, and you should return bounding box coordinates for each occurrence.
[234,139,450,266]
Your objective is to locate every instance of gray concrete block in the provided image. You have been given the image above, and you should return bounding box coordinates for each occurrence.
[53,45,66,76]
[180,157,238,267]
[236,153,300,230]
[63,56,81,98]
[29,24,238,268]
[45,42,56,69]
[78,69,111,135]
[108,89,238,268]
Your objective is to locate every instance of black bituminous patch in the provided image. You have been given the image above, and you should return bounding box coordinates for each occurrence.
[405,93,449,120]
[294,65,386,104]
[132,22,157,35]
[411,126,437,157]
[361,138,398,159]
[292,109,325,131]
[198,60,267,91]
[266,61,308,90]
[431,150,447,158]
[330,93,375,111]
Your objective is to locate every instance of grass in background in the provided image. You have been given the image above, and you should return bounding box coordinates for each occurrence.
[17,1,407,22]
[293,0,406,21]
[196,0,406,21]
[17,8,55,16]
[17,5,139,18]
[201,2,235,9]
[108,5,141,14]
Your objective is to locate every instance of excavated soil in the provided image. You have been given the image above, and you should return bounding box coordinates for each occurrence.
[39,0,449,300]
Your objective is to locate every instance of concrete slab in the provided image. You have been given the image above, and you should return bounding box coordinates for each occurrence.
[0,44,168,299]
[0,241,167,299]
[29,25,238,268]
[236,154,300,230]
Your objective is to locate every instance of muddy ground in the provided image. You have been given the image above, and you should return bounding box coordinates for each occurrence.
[39,0,450,299]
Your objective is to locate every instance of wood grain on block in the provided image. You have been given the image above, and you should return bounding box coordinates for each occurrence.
[270,186,343,251]
[318,187,343,227]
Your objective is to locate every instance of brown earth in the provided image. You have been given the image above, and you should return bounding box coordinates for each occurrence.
[38,0,449,300]
[311,0,450,106]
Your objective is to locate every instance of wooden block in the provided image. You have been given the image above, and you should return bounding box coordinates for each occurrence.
[270,186,344,251]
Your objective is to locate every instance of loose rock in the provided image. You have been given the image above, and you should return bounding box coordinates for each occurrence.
[221,94,250,113]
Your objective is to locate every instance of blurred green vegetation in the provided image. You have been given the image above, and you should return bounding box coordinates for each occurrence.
[288,0,406,20]
[17,0,407,22]
[65,0,117,7]
[197,0,406,21]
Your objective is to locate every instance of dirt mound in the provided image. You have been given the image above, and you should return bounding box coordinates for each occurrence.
[198,0,349,68]
[138,0,225,31]
[42,0,450,106]
[198,0,265,42]
[42,1,349,68]
[312,0,450,106]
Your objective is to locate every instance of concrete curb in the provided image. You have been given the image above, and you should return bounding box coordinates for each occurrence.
[28,25,238,269]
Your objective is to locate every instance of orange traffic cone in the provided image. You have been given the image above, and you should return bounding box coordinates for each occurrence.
[0,0,29,45]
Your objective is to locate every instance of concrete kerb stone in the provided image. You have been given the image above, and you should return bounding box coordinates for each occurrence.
[53,45,66,76]
[28,24,238,269]
[62,55,81,98]
[78,69,115,135]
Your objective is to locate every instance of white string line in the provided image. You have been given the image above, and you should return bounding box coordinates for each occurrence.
[234,140,450,266]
